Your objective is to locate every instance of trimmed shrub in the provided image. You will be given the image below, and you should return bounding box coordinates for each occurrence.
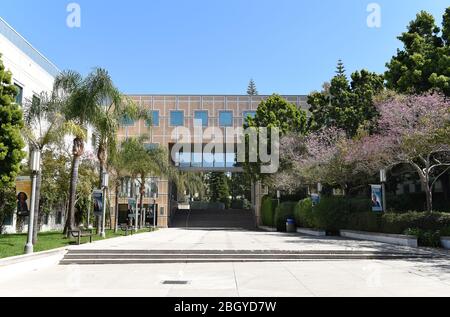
[441,227,450,237]
[274,202,298,232]
[294,198,316,228]
[404,228,442,248]
[346,212,381,232]
[261,196,278,227]
[381,212,450,234]
[313,197,353,232]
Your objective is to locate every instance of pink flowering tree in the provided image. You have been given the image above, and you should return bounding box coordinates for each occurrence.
[275,127,363,194]
[350,93,450,212]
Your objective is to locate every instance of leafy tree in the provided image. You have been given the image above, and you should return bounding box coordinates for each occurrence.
[308,60,384,136]
[22,92,65,243]
[247,79,258,96]
[244,94,308,181]
[0,54,25,229]
[119,138,173,228]
[350,93,450,212]
[385,8,450,96]
[207,172,231,208]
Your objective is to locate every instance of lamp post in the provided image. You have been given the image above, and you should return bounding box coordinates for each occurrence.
[135,182,139,233]
[152,192,157,230]
[317,183,323,195]
[25,149,41,254]
[380,169,387,212]
[101,172,109,238]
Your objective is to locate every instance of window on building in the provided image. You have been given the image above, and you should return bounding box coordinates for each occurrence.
[194,111,209,127]
[56,212,63,225]
[243,111,256,124]
[170,111,184,126]
[144,143,159,151]
[32,95,41,107]
[121,115,135,126]
[146,111,160,127]
[219,111,233,127]
[14,84,23,106]
[4,213,13,226]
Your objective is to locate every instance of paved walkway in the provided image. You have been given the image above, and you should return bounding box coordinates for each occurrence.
[0,229,450,297]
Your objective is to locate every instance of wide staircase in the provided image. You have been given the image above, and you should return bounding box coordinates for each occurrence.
[170,209,256,230]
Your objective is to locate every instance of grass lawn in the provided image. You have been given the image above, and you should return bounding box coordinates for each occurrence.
[0,228,154,259]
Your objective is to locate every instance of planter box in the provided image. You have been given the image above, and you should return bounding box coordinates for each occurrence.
[441,237,450,250]
[259,226,277,232]
[297,228,327,237]
[340,230,418,248]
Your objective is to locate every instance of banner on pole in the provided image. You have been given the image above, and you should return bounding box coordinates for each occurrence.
[92,190,103,217]
[371,185,384,212]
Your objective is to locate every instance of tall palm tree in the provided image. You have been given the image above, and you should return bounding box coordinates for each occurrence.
[116,137,178,228]
[54,69,122,235]
[22,92,65,243]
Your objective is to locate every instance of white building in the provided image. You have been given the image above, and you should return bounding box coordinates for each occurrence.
[0,17,83,234]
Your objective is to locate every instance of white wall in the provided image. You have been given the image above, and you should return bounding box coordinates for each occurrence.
[0,35,55,102]
[0,19,61,234]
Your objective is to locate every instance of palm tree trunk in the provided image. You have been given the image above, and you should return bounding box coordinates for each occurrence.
[64,154,81,236]
[64,137,84,236]
[32,172,42,244]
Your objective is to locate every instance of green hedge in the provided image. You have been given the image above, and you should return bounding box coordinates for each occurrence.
[294,198,316,229]
[290,195,450,247]
[274,202,298,232]
[261,196,278,227]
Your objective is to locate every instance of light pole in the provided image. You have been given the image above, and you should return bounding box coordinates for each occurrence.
[380,169,387,212]
[101,172,109,238]
[135,182,139,233]
[25,149,41,254]
[152,192,157,230]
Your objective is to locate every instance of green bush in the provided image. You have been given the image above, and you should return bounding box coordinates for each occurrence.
[404,228,442,248]
[294,198,316,228]
[381,212,450,234]
[346,212,381,232]
[441,227,450,237]
[274,202,298,232]
[313,196,353,232]
[261,196,278,227]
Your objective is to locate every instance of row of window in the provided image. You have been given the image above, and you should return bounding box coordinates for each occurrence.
[122,110,257,127]
[13,83,41,107]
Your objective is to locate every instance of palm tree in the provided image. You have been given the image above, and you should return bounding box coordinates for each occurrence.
[22,92,65,243]
[119,138,172,229]
[54,69,123,235]
[174,172,206,202]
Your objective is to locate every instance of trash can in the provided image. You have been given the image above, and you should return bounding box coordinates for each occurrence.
[286,218,296,233]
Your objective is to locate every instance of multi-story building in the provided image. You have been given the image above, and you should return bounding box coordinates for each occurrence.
[0,17,63,233]
[116,95,309,228]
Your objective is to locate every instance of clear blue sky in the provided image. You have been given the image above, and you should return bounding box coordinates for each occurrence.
[1,0,449,95]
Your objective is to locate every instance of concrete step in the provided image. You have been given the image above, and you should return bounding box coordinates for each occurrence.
[60,249,438,265]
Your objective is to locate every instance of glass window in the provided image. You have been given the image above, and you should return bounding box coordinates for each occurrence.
[144,143,158,151]
[170,111,184,126]
[32,95,41,107]
[194,111,209,127]
[225,152,236,168]
[121,115,135,126]
[179,151,191,168]
[4,213,13,226]
[192,152,203,167]
[146,111,160,127]
[243,111,256,121]
[214,152,225,168]
[219,111,233,127]
[14,84,23,106]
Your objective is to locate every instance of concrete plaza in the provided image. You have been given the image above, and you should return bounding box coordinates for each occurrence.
[1,229,450,297]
